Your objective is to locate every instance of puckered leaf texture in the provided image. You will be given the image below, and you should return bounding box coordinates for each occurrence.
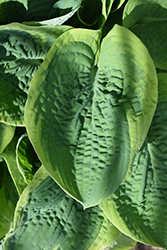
[4,167,120,250]
[25,25,158,208]
[101,73,167,249]
[0,23,72,125]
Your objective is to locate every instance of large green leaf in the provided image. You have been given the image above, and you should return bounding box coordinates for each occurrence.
[0,159,19,239]
[0,123,15,154]
[1,128,27,195]
[16,133,41,183]
[4,167,120,250]
[101,73,167,249]
[123,0,167,69]
[0,23,72,125]
[25,25,158,208]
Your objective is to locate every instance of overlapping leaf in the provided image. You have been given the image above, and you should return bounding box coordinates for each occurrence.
[123,0,167,69]
[0,123,15,154]
[107,234,136,250]
[0,23,72,125]
[16,133,41,183]
[27,0,81,22]
[77,0,104,27]
[25,25,158,208]
[101,73,167,249]
[1,128,27,195]
[111,0,127,12]
[0,159,19,239]
[0,0,80,25]
[4,167,120,250]
[0,0,27,24]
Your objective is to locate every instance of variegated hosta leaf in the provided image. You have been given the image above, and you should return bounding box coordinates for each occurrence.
[1,128,28,195]
[25,25,158,208]
[101,73,167,249]
[4,167,120,250]
[16,133,41,183]
[0,23,72,125]
[0,159,19,239]
[0,122,15,154]
[123,0,167,69]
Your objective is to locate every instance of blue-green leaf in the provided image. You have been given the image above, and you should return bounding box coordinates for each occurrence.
[101,73,167,249]
[0,23,72,125]
[25,25,158,208]
[4,167,120,250]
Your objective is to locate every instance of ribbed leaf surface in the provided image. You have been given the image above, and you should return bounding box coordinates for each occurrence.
[101,73,167,249]
[4,167,120,250]
[25,25,158,208]
[123,0,167,69]
[0,23,72,125]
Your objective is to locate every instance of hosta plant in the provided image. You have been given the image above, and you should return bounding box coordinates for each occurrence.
[0,0,167,249]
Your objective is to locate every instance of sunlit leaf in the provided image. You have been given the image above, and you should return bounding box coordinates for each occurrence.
[4,167,120,250]
[25,25,158,208]
[101,73,167,249]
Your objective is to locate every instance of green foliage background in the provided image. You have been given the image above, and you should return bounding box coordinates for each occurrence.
[0,0,167,249]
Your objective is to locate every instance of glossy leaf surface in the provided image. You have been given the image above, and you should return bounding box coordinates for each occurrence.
[25,25,158,208]
[101,73,167,249]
